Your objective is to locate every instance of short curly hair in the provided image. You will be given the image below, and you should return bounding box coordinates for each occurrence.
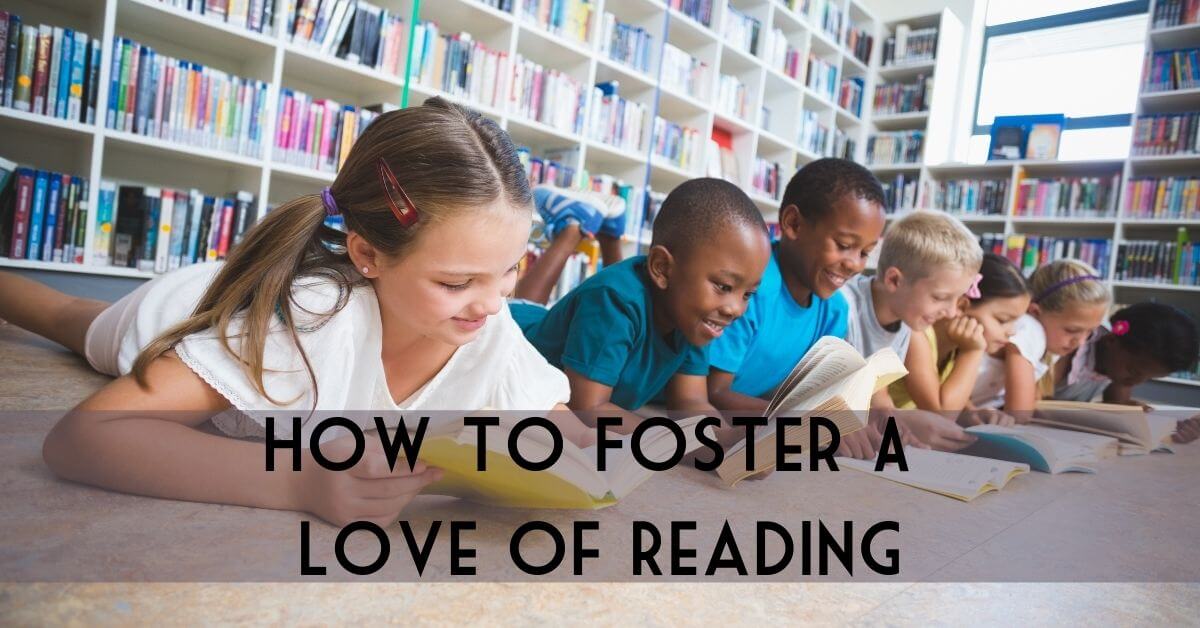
[781,157,885,222]
[651,178,767,256]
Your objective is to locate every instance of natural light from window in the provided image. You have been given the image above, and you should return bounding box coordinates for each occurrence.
[969,5,1147,162]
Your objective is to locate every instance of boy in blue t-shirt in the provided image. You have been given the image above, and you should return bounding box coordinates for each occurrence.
[707,158,885,412]
[512,178,772,431]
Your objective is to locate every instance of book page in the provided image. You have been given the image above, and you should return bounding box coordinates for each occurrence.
[766,337,866,414]
[837,448,1029,501]
[1034,400,1152,447]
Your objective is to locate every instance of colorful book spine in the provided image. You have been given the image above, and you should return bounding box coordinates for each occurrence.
[1124,176,1200,220]
[1013,174,1121,218]
[12,25,36,112]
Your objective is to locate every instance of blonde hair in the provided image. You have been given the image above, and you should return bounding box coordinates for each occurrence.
[877,211,983,279]
[131,98,532,406]
[1029,259,1111,312]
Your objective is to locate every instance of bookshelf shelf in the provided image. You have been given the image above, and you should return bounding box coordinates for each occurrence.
[1111,281,1200,293]
[586,140,647,168]
[268,162,337,186]
[103,129,265,170]
[748,190,781,211]
[1011,217,1118,225]
[506,115,585,148]
[1121,218,1200,226]
[281,43,406,94]
[0,257,155,279]
[594,56,658,92]
[842,51,869,74]
[763,65,804,92]
[870,163,922,173]
[118,0,278,59]
[1127,153,1200,167]
[713,110,756,135]
[666,8,718,44]
[871,111,929,130]
[456,0,518,25]
[1148,21,1200,48]
[517,22,595,66]
[876,59,936,80]
[0,107,98,140]
[835,106,863,126]
[757,129,797,155]
[1139,86,1200,109]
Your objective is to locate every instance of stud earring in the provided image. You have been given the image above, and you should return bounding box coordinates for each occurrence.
[362,266,370,275]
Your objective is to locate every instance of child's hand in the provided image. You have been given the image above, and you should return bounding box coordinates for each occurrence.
[836,425,880,460]
[945,315,986,353]
[1173,416,1200,444]
[896,411,976,452]
[958,408,1017,427]
[293,433,443,528]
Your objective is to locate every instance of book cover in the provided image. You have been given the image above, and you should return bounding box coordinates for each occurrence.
[31,24,51,115]
[13,25,37,111]
[47,26,63,118]
[154,188,175,273]
[85,38,100,123]
[26,170,48,261]
[113,185,146,268]
[68,30,86,122]
[215,196,235,259]
[136,186,162,271]
[93,181,116,266]
[2,13,19,108]
[167,188,192,271]
[1025,123,1062,161]
[9,167,34,258]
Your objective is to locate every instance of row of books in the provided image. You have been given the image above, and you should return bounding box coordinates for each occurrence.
[883,25,937,67]
[1151,0,1200,28]
[1124,176,1200,220]
[927,178,1009,216]
[799,109,829,155]
[96,184,256,272]
[651,116,702,172]
[873,76,931,115]
[158,0,275,34]
[0,14,102,125]
[661,43,709,100]
[273,91,382,172]
[106,38,269,158]
[519,147,579,189]
[844,22,874,65]
[1141,48,1200,93]
[0,160,88,264]
[980,233,1112,279]
[716,74,749,120]
[880,173,917,213]
[811,0,842,40]
[1115,235,1199,286]
[509,55,586,136]
[285,1,407,75]
[832,127,856,160]
[518,0,594,46]
[838,77,863,117]
[750,157,781,200]
[722,6,761,56]
[1131,112,1200,156]
[1013,174,1121,218]
[588,84,646,154]
[668,0,714,28]
[866,131,923,166]
[411,24,507,112]
[806,54,838,101]
[599,13,654,75]
[762,29,801,80]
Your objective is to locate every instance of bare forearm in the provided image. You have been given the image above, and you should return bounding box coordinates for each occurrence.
[938,350,983,411]
[44,416,300,513]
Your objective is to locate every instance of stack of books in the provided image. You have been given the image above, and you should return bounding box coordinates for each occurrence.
[0,158,89,265]
[273,92,382,172]
[0,14,102,124]
[285,1,408,76]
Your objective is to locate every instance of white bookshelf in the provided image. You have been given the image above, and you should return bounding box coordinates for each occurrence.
[1,0,886,278]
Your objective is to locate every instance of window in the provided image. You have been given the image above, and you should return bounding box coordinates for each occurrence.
[968,1,1148,161]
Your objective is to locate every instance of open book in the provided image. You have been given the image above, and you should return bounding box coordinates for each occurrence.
[417,415,711,509]
[715,336,908,486]
[1033,400,1177,454]
[963,424,1112,474]
[837,448,1029,502]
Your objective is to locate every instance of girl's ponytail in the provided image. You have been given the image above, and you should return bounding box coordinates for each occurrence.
[131,193,355,405]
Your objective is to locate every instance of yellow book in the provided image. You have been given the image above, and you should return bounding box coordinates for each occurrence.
[715,336,908,486]
[419,414,712,509]
[837,447,1029,502]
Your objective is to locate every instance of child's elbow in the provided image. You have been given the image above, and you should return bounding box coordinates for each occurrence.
[42,413,87,480]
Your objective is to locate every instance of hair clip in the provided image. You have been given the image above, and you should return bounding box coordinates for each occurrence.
[321,187,340,217]
[377,157,419,227]
[1112,320,1130,336]
[965,273,983,299]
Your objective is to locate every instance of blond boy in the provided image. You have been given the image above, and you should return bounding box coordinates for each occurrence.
[838,211,984,451]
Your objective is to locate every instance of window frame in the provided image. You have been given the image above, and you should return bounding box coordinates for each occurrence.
[971,0,1150,137]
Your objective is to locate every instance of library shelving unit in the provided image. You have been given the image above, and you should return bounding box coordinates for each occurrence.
[1,0,891,287]
[865,8,963,212]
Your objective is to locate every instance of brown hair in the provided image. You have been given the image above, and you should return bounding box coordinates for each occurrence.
[131,97,532,405]
[1029,259,1110,313]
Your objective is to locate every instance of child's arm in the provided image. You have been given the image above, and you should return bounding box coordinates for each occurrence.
[934,317,987,411]
[42,352,441,528]
[706,369,769,414]
[562,367,649,434]
[874,388,975,451]
[513,223,584,304]
[1101,382,1138,405]
[1002,343,1037,419]
[663,373,720,415]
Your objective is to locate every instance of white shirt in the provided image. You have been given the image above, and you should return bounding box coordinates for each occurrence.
[115,263,570,442]
[839,274,912,359]
[970,314,1049,409]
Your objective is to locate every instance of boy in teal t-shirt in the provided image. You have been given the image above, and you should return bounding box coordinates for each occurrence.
[708,158,885,411]
[512,178,772,429]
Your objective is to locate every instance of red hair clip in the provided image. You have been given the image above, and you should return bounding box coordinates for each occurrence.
[1112,320,1130,336]
[377,157,419,227]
